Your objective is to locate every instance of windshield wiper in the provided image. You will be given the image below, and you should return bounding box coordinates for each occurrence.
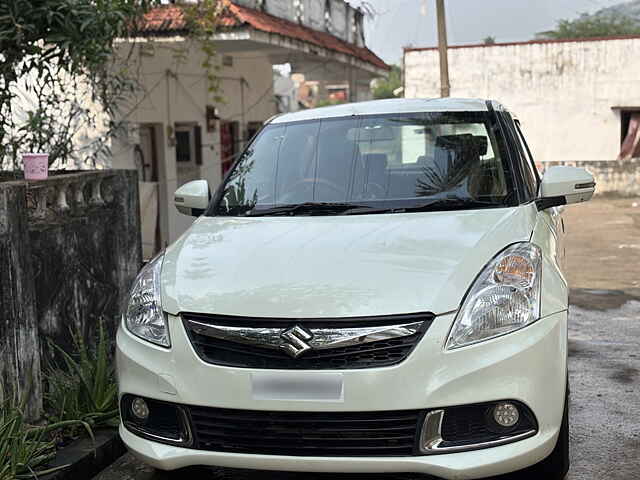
[341,198,501,215]
[243,202,370,217]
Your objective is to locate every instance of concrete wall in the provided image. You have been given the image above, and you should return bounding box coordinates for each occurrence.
[0,170,141,419]
[111,43,276,243]
[404,37,640,164]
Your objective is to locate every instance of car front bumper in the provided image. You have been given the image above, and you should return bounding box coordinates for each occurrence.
[116,310,568,480]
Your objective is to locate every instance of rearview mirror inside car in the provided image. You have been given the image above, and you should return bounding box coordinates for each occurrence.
[537,166,595,210]
[174,180,210,216]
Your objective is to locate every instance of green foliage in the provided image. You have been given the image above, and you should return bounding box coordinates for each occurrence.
[45,325,119,434]
[0,0,155,169]
[483,36,496,45]
[182,0,225,103]
[0,391,87,479]
[372,65,402,100]
[0,398,61,480]
[316,99,347,107]
[0,324,118,479]
[539,13,640,40]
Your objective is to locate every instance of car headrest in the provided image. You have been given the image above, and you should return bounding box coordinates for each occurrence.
[435,134,488,156]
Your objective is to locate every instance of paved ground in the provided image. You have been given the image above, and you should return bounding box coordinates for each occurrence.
[96,198,640,480]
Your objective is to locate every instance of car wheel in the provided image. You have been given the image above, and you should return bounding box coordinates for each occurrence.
[521,384,570,480]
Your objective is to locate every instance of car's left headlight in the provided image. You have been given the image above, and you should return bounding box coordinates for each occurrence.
[446,242,542,350]
[124,253,170,347]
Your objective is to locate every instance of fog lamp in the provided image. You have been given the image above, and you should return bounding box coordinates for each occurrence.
[493,402,519,427]
[131,397,150,421]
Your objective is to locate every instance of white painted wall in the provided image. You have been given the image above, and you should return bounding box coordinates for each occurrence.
[112,42,276,243]
[404,38,640,163]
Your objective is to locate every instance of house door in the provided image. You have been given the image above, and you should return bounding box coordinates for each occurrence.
[175,123,203,187]
[137,125,160,259]
[220,121,239,175]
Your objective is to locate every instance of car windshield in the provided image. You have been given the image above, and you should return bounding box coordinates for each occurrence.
[210,112,514,216]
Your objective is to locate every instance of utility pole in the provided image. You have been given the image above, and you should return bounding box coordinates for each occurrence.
[435,0,450,97]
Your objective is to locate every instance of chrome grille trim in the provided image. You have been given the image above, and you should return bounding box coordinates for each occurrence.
[181,312,434,369]
[186,319,424,352]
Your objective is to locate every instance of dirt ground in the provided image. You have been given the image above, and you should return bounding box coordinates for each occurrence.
[563,196,640,295]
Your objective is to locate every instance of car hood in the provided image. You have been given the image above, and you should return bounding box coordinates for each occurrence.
[161,205,538,318]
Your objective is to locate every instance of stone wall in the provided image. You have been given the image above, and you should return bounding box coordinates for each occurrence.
[0,170,141,419]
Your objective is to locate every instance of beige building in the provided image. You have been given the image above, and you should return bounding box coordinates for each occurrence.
[112,0,388,257]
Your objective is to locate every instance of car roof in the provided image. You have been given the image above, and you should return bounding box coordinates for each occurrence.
[270,98,507,124]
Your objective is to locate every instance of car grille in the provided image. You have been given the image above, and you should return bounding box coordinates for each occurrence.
[181,312,433,370]
[188,406,422,456]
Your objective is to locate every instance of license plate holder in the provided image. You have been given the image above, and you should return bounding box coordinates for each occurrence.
[250,372,344,402]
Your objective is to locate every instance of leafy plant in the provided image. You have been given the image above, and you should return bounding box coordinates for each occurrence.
[372,65,402,100]
[45,324,119,435]
[0,389,87,479]
[182,0,225,103]
[538,12,640,40]
[316,98,348,107]
[0,0,156,169]
[0,0,226,171]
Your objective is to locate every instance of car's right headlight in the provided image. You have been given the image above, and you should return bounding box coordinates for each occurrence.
[445,242,542,350]
[124,253,170,347]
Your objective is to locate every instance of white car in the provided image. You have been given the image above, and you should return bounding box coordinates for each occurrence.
[117,98,594,479]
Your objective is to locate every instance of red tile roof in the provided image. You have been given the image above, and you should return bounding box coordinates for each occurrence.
[136,5,184,33]
[136,2,389,71]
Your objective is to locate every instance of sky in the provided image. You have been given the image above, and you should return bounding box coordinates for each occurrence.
[347,0,626,64]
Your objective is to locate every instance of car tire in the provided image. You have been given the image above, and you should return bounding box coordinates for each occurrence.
[521,384,570,480]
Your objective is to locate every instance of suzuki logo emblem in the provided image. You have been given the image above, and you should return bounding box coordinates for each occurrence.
[280,325,313,358]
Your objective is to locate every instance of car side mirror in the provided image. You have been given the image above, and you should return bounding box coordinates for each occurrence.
[174,180,210,216]
[536,166,595,210]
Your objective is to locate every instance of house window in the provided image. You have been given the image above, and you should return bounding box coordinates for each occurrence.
[619,109,640,160]
[294,0,304,23]
[246,121,263,143]
[175,124,202,165]
[324,0,333,32]
[220,120,239,175]
[353,9,364,45]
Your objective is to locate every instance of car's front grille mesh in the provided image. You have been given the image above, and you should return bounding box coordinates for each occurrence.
[188,406,422,457]
[181,312,433,370]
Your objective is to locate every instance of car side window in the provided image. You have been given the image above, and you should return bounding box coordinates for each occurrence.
[514,120,540,193]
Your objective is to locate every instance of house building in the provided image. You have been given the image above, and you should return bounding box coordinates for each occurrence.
[112,0,389,257]
[403,35,640,196]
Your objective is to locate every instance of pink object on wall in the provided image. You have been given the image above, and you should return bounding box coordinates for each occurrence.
[23,153,49,180]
